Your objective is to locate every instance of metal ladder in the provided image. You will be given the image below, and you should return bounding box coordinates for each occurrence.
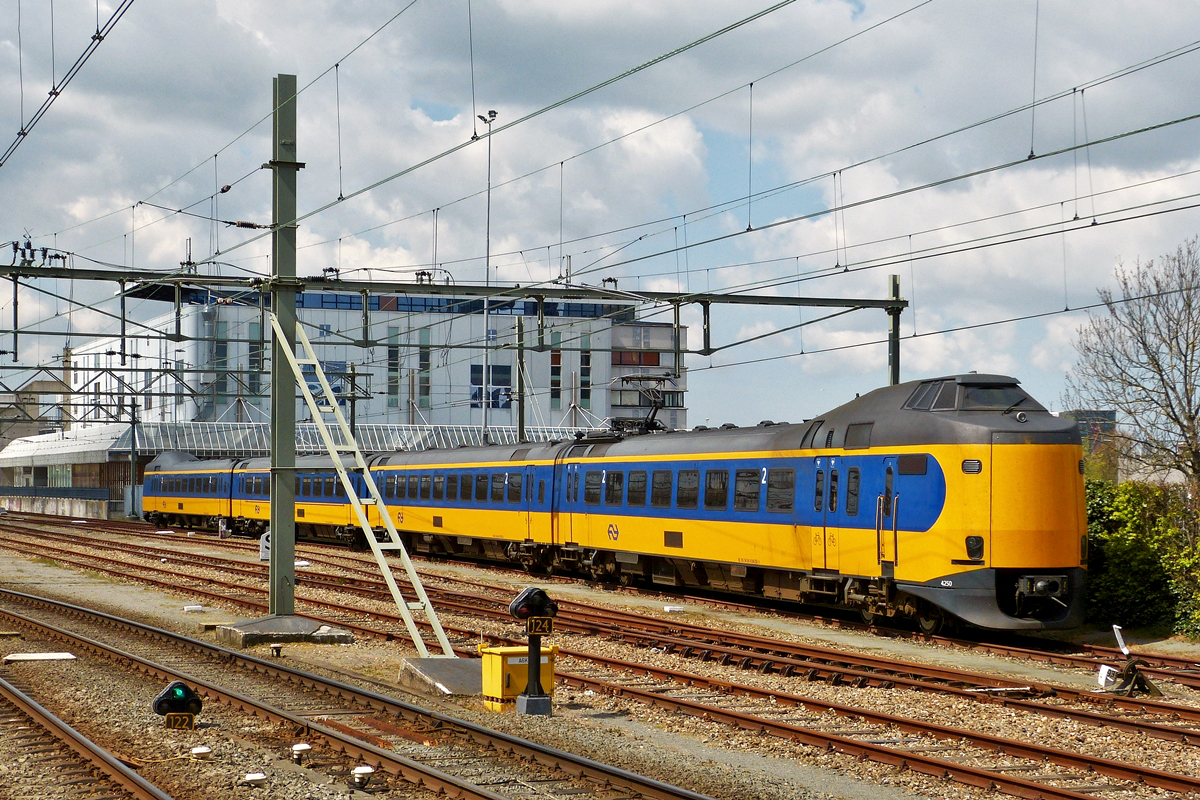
[269,313,456,658]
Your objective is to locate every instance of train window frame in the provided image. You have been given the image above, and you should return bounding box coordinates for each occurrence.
[446,475,458,501]
[733,469,760,511]
[814,469,825,512]
[605,470,624,506]
[829,469,839,513]
[898,454,928,475]
[333,479,343,498]
[324,476,336,498]
[461,474,474,502]
[420,475,432,500]
[627,470,648,507]
[704,469,729,510]
[408,475,419,499]
[800,420,823,449]
[906,381,939,410]
[583,471,603,505]
[884,466,894,516]
[476,474,489,502]
[538,480,545,505]
[931,382,957,410]
[490,474,505,503]
[508,473,522,503]
[846,467,861,516]
[385,475,395,498]
[301,476,312,497]
[650,470,673,508]
[677,469,700,510]
[433,475,445,501]
[264,477,272,498]
[959,384,1044,411]
[844,423,873,450]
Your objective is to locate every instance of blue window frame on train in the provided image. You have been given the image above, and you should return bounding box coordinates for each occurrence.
[408,475,419,499]
[704,469,728,510]
[460,473,473,502]
[507,473,522,503]
[420,475,431,500]
[490,474,505,503]
[677,470,699,510]
[446,474,458,501]
[846,468,861,516]
[650,470,672,508]
[605,471,624,506]
[733,469,760,511]
[475,474,489,502]
[627,471,647,507]
[583,471,602,505]
[433,475,445,501]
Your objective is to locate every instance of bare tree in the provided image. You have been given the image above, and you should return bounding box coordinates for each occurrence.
[1068,237,1200,487]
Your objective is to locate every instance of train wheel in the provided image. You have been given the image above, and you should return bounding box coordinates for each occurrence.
[916,607,944,635]
[859,610,878,626]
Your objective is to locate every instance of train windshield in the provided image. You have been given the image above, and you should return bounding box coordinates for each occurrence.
[959,384,1045,411]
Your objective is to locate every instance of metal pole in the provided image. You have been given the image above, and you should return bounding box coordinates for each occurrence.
[888,274,901,386]
[349,363,357,433]
[269,74,301,616]
[480,111,496,444]
[517,316,526,442]
[128,399,138,518]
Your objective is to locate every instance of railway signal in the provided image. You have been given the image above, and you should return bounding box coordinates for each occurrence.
[152,680,203,729]
[508,587,558,716]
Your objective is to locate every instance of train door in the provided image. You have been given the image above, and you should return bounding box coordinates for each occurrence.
[876,458,897,578]
[552,461,579,546]
[812,457,839,570]
[523,464,536,541]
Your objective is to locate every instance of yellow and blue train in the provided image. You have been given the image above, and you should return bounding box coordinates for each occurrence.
[142,373,1086,632]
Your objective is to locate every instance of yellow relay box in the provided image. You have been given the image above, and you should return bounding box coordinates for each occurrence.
[478,644,558,713]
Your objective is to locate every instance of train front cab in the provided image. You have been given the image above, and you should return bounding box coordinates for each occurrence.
[901,437,1086,631]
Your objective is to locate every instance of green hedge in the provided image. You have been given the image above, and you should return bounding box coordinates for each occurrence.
[1085,479,1200,635]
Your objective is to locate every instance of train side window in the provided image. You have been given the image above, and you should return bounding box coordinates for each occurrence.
[704,469,729,510]
[333,479,343,498]
[384,476,395,498]
[650,470,673,507]
[844,423,873,449]
[538,480,545,505]
[898,454,928,475]
[508,473,522,503]
[583,471,602,505]
[829,469,839,513]
[605,471,624,506]
[461,474,474,502]
[734,469,760,511]
[408,475,419,499]
[295,477,301,495]
[884,466,894,516]
[490,474,505,503]
[906,381,938,410]
[476,474,489,502]
[677,469,699,509]
[419,475,431,500]
[800,420,823,449]
[433,475,445,501]
[932,382,957,410]
[324,476,336,497]
[766,468,794,512]
[627,470,647,507]
[264,478,271,498]
[301,476,311,497]
[846,468,861,516]
[814,469,825,512]
[446,475,458,501]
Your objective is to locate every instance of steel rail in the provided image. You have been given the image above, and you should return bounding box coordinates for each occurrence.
[0,674,176,800]
[0,590,713,800]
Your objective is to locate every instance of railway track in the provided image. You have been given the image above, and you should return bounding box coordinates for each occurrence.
[4,524,1200,799]
[0,671,175,800]
[0,588,712,800]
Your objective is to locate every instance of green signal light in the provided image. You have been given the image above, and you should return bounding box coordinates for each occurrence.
[171,687,187,699]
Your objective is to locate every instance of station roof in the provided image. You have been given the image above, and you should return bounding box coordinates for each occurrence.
[0,422,601,466]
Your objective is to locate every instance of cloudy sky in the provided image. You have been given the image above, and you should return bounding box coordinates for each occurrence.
[2,0,1200,426]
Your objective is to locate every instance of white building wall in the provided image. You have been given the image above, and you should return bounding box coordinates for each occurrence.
[67,293,687,430]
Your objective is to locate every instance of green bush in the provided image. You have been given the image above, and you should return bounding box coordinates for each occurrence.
[1085,479,1200,635]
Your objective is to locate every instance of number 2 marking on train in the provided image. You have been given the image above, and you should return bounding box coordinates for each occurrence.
[760,468,767,484]
[607,523,619,541]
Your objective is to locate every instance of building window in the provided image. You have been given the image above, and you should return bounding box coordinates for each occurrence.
[579,333,591,410]
[418,328,431,409]
[215,321,228,405]
[387,326,400,408]
[611,351,660,366]
[550,331,561,410]
[318,323,332,337]
[471,365,512,408]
